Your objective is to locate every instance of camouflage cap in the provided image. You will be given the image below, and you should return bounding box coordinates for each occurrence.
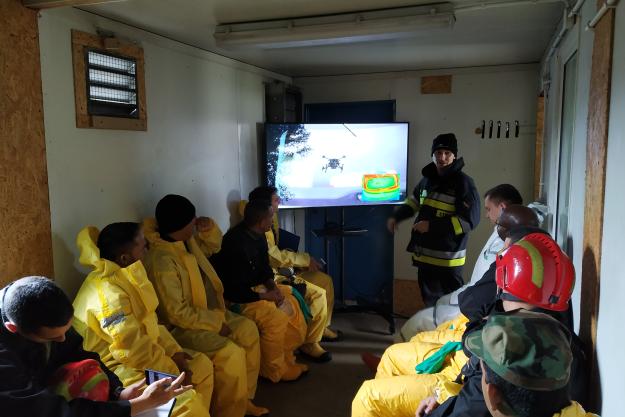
[465,309,572,391]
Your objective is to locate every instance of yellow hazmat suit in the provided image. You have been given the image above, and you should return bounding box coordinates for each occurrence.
[143,218,258,417]
[554,402,598,417]
[266,230,328,345]
[72,227,212,417]
[267,218,335,328]
[239,283,308,382]
[352,316,469,417]
[239,201,333,340]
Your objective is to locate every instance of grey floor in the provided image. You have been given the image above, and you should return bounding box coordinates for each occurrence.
[254,312,399,417]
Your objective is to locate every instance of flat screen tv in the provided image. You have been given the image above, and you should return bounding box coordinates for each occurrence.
[264,123,409,208]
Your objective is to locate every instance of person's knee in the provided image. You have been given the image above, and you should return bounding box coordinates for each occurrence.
[187,351,213,385]
[245,301,287,325]
[257,304,289,331]
[214,341,246,368]
[232,317,260,346]
[352,380,376,415]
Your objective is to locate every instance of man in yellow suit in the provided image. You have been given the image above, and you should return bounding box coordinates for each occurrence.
[72,222,212,417]
[247,186,341,343]
[143,194,268,417]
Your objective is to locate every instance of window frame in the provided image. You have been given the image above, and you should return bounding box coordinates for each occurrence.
[71,29,147,131]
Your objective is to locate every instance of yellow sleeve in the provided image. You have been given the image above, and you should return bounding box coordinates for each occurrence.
[435,378,463,404]
[196,219,223,257]
[97,286,179,374]
[152,258,225,332]
[267,245,310,269]
[265,229,310,268]
[157,325,182,357]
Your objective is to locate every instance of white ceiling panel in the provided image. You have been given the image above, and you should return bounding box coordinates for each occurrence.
[79,0,565,76]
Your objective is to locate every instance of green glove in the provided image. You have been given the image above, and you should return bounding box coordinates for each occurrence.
[415,341,462,374]
[290,287,313,323]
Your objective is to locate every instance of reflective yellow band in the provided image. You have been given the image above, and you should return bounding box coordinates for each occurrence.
[405,198,419,212]
[412,253,466,267]
[451,216,463,235]
[422,198,455,213]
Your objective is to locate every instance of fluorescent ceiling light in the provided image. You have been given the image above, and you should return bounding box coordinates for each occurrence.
[214,3,455,49]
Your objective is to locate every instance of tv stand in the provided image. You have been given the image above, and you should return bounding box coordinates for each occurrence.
[312,207,395,335]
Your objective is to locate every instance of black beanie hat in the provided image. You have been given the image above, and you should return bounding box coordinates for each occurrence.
[155,194,196,235]
[431,133,458,156]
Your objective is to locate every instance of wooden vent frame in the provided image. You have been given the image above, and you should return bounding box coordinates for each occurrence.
[71,29,147,131]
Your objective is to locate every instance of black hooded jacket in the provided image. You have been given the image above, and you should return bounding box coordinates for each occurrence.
[392,158,480,268]
[0,293,130,417]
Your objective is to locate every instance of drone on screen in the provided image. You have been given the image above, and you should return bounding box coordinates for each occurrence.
[321,155,346,172]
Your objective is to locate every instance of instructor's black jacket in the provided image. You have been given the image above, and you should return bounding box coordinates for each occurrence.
[392,158,480,268]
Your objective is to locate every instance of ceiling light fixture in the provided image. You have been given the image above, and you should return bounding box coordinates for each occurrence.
[213,3,455,49]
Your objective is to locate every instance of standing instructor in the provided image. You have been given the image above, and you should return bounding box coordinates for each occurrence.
[388,133,480,306]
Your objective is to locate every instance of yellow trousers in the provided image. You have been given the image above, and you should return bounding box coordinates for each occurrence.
[377,315,468,378]
[172,311,260,417]
[241,285,307,382]
[299,270,334,326]
[283,276,327,345]
[114,350,213,417]
[352,316,469,417]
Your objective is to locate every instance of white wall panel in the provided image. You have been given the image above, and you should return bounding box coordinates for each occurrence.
[38,8,285,296]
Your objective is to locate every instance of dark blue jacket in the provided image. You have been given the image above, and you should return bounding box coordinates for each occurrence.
[0,295,130,417]
[392,157,480,268]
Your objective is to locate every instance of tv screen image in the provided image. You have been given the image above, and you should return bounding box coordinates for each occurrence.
[265,123,409,208]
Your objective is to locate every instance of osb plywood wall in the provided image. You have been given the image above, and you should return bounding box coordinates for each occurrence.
[0,0,54,286]
[393,279,425,317]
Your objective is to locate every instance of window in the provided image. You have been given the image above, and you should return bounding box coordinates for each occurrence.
[72,30,147,130]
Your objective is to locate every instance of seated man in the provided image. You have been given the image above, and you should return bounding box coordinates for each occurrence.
[355,206,539,385]
[72,222,213,417]
[0,276,190,416]
[399,184,522,340]
[417,231,586,417]
[465,310,596,417]
[456,208,542,323]
[352,229,576,417]
[212,199,309,382]
[247,185,340,342]
[143,194,267,417]
[374,205,541,378]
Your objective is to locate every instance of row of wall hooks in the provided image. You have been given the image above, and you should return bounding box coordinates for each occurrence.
[477,120,520,139]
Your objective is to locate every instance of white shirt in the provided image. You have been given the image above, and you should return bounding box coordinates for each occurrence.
[447,227,504,305]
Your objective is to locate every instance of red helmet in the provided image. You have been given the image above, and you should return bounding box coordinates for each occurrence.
[496,233,575,311]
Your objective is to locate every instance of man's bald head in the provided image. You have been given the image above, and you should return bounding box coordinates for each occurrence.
[496,205,540,241]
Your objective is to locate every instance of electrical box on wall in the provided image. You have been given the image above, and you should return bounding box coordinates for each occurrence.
[265,81,302,123]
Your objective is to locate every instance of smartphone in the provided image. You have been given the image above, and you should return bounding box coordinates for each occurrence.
[145,369,177,385]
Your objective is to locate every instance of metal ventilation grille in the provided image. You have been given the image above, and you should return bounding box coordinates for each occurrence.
[86,50,139,118]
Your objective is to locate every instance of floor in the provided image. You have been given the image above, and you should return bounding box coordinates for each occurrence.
[254,312,399,417]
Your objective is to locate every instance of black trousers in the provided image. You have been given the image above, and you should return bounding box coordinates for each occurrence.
[417,264,464,307]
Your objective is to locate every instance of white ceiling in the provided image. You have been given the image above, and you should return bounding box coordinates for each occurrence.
[78,0,565,77]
